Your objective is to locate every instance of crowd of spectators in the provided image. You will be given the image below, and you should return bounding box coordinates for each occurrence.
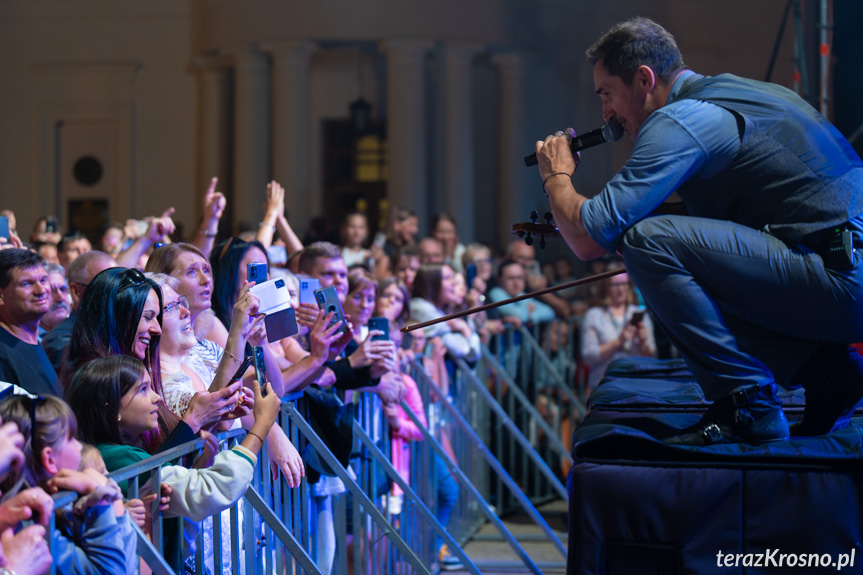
[0,175,660,573]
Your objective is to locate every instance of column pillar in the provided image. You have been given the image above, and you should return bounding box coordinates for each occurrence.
[441,42,483,242]
[265,41,318,234]
[194,56,230,224]
[381,39,433,235]
[228,45,270,232]
[492,52,533,247]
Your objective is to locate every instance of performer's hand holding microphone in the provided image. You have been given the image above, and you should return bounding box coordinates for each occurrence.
[525,120,624,167]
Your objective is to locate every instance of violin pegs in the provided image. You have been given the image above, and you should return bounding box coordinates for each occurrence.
[539,236,546,250]
[525,233,533,246]
[544,212,553,224]
[530,210,539,223]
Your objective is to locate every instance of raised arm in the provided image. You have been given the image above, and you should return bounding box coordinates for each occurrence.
[191,177,226,259]
[116,208,176,268]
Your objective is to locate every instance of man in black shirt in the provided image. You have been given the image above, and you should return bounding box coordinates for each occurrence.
[0,249,58,395]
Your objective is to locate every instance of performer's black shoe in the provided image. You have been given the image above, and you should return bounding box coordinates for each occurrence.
[790,346,863,436]
[662,384,789,446]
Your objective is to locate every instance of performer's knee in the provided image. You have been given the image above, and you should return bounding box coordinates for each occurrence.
[621,216,677,255]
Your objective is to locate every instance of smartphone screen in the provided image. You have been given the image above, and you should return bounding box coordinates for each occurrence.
[465,263,477,291]
[299,277,321,306]
[228,355,254,384]
[372,231,387,249]
[253,346,268,396]
[248,262,268,285]
[0,217,8,240]
[629,310,645,325]
[368,317,389,341]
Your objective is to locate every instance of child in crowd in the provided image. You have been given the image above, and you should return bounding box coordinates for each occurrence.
[65,355,281,573]
[0,395,137,574]
[340,212,372,269]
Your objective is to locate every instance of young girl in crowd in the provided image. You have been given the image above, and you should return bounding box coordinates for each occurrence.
[340,213,372,269]
[383,206,418,261]
[430,213,465,274]
[410,264,480,361]
[65,355,281,572]
[0,395,137,574]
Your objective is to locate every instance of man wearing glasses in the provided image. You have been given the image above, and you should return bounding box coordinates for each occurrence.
[0,249,58,395]
[41,250,117,373]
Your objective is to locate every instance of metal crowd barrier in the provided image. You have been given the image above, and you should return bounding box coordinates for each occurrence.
[45,332,576,574]
[482,322,586,505]
[409,359,566,573]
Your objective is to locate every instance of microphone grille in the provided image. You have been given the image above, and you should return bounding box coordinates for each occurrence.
[602,120,625,142]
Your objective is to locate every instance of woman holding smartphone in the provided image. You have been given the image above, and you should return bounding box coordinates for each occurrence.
[146,243,344,484]
[580,268,656,391]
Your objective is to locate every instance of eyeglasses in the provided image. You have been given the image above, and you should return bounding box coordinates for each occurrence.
[163,295,189,316]
[119,268,146,293]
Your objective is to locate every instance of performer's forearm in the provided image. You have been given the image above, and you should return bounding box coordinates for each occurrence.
[545,178,606,260]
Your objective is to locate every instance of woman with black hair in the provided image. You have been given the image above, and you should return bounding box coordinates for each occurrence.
[208,238,287,391]
[208,237,340,394]
[63,267,240,452]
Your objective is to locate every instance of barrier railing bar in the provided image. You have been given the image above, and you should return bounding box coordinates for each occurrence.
[452,357,568,501]
[351,421,482,575]
[132,520,175,575]
[519,326,587,417]
[410,361,559,569]
[398,386,545,575]
[244,487,323,575]
[284,402,430,575]
[481,346,573,465]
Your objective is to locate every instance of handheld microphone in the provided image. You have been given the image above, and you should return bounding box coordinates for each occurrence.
[524,120,624,167]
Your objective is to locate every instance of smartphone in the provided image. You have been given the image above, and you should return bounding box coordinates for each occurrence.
[314,285,349,334]
[267,244,287,265]
[253,346,268,396]
[299,277,321,306]
[228,355,254,384]
[629,309,646,325]
[368,317,389,341]
[248,262,268,285]
[0,217,8,241]
[401,332,413,350]
[45,217,59,234]
[465,263,477,291]
[372,231,387,249]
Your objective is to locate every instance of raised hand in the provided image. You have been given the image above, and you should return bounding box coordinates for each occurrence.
[183,380,243,432]
[145,207,177,242]
[308,311,350,363]
[202,177,226,224]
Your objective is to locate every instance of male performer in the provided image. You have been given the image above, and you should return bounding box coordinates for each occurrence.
[535,17,863,445]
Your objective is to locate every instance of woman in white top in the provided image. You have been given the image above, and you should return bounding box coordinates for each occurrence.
[145,244,342,487]
[409,264,480,361]
[580,271,656,391]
